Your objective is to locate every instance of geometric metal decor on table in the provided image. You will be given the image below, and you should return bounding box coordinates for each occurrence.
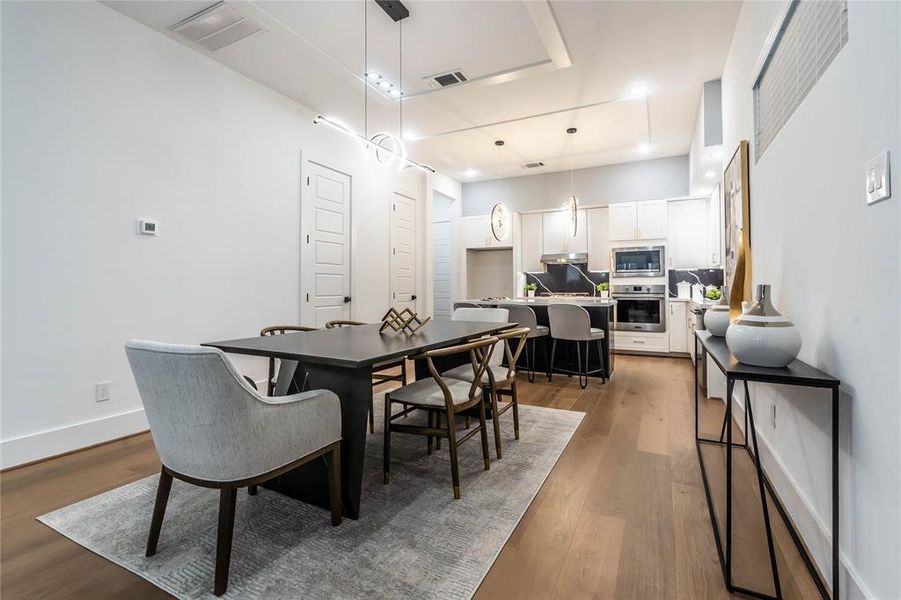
[379,307,431,334]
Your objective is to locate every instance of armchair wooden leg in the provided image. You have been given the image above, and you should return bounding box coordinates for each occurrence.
[369,395,375,434]
[248,485,258,496]
[489,386,503,460]
[446,408,461,499]
[327,443,342,526]
[511,381,521,440]
[548,339,557,381]
[214,487,237,596]
[478,395,491,471]
[383,395,392,485]
[435,412,442,450]
[146,467,173,557]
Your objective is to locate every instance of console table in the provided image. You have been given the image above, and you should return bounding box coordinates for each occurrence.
[694,331,840,600]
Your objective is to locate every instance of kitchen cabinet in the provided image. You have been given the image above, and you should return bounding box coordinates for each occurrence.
[520,212,543,272]
[608,200,668,241]
[609,203,637,241]
[462,215,511,249]
[586,207,610,271]
[667,198,708,268]
[668,301,688,352]
[542,209,587,254]
[707,184,723,267]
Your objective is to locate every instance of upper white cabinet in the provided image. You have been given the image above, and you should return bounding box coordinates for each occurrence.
[520,212,543,272]
[609,201,667,240]
[542,209,587,254]
[636,200,668,239]
[608,203,637,241]
[586,208,610,272]
[462,215,511,249]
[667,198,708,268]
[707,184,723,267]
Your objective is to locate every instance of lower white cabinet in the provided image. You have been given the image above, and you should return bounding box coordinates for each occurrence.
[668,301,688,352]
[614,331,670,353]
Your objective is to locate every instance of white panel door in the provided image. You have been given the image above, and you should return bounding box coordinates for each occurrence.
[391,192,418,311]
[586,207,610,271]
[637,200,668,239]
[432,220,452,318]
[520,212,543,272]
[303,161,351,327]
[609,202,638,240]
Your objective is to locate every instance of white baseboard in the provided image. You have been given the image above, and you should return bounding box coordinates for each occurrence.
[1,408,149,469]
[729,399,873,600]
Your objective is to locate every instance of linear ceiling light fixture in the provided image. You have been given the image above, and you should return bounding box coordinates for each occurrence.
[313,0,434,174]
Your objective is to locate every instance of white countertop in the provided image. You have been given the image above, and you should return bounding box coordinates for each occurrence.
[459,297,617,307]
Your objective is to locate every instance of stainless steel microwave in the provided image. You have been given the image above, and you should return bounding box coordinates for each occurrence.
[611,245,665,278]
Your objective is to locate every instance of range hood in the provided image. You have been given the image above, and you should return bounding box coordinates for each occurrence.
[540,252,588,265]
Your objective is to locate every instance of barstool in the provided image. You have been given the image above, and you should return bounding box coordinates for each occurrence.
[547,303,606,389]
[500,304,548,383]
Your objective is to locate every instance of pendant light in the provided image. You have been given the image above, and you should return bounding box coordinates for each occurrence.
[490,140,510,241]
[565,127,579,238]
[313,0,434,174]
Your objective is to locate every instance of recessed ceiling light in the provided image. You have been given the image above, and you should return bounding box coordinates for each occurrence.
[464,169,478,178]
[638,144,651,154]
[366,72,381,81]
[389,88,402,98]
[630,84,649,97]
[705,170,716,178]
[378,80,392,90]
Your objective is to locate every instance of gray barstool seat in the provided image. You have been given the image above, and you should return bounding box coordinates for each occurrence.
[500,304,548,382]
[547,303,607,389]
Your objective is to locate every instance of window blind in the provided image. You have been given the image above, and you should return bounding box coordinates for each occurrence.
[754,0,848,160]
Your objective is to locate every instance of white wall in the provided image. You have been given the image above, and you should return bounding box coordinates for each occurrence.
[461,155,688,216]
[0,1,426,467]
[721,2,901,598]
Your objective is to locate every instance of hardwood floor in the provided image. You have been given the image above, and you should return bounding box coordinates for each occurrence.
[0,354,820,599]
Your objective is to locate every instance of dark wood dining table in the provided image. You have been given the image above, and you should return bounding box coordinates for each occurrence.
[203,319,513,519]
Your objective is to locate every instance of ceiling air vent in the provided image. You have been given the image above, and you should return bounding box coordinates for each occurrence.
[522,162,545,169]
[424,70,468,90]
[169,2,264,52]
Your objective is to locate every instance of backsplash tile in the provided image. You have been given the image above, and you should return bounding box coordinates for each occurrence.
[526,264,609,295]
[667,268,724,297]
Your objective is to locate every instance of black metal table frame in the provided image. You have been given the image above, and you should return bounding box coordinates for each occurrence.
[693,332,840,600]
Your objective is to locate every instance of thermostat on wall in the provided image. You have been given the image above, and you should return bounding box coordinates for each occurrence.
[137,218,159,236]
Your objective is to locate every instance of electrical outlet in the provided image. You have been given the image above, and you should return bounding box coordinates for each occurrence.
[771,403,777,429]
[95,381,111,403]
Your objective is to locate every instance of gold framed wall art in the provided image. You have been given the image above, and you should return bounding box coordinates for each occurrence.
[723,140,752,319]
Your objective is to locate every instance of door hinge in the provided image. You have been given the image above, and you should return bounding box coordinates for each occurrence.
[306,177,310,186]
[393,204,396,211]
[306,293,309,302]
[393,248,396,255]
[306,234,310,244]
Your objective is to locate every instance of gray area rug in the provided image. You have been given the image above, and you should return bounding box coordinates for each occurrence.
[39,404,583,599]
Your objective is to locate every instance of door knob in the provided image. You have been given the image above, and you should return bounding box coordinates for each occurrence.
[343,296,352,303]
[411,295,417,300]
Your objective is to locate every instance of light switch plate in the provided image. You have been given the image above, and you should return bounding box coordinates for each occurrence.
[865,151,891,205]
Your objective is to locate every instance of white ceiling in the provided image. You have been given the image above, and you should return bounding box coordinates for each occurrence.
[105,0,741,182]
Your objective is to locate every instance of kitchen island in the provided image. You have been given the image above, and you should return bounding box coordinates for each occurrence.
[456,297,617,379]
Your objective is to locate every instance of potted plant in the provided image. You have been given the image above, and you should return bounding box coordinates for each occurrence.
[525,282,537,299]
[596,281,609,299]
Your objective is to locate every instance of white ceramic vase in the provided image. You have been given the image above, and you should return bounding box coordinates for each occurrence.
[599,290,609,299]
[527,290,535,298]
[704,302,730,337]
[726,284,802,367]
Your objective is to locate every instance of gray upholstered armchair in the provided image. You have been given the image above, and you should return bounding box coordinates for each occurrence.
[125,340,343,596]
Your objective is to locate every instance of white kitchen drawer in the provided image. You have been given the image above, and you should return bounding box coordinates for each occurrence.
[613,331,670,353]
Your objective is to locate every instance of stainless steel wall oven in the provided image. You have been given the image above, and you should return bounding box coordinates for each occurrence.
[612,284,666,332]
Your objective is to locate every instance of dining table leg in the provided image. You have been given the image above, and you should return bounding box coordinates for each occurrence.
[263,362,372,520]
